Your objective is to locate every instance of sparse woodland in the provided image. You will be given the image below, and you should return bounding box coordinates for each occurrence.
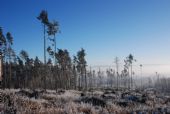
[0,10,170,114]
[0,10,170,92]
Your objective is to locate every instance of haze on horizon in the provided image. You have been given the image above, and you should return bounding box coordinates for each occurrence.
[0,0,170,76]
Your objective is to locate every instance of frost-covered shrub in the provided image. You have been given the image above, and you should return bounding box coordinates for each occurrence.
[0,88,170,114]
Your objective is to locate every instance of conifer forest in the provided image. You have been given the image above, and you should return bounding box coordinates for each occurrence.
[0,1,170,114]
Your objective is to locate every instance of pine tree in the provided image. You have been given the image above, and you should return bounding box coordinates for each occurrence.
[37,10,49,90]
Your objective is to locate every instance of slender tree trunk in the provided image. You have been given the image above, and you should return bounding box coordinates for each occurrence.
[131,64,133,89]
[8,46,12,89]
[44,24,46,65]
[9,61,11,88]
[1,56,4,89]
[78,72,80,90]
[54,66,58,91]
[140,65,142,90]
[73,66,77,90]
[84,67,87,90]
[43,24,47,91]
[117,72,118,90]
[128,68,130,90]
[4,59,7,88]
[54,34,56,65]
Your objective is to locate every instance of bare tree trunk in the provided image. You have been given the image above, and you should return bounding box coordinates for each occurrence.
[44,65,47,90]
[44,24,46,65]
[115,57,119,90]
[4,60,7,89]
[54,34,56,65]
[43,24,47,91]
[131,64,132,89]
[9,66,11,88]
[73,66,77,90]
[127,68,130,90]
[78,71,82,90]
[85,67,87,90]
[81,68,83,90]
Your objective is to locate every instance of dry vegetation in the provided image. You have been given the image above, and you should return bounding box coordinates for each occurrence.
[0,88,170,114]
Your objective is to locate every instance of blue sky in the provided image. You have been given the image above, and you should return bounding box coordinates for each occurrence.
[1,0,170,75]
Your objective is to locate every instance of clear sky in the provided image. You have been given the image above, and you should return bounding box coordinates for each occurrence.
[1,0,170,76]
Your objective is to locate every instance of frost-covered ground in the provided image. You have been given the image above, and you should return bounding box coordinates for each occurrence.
[0,88,170,114]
